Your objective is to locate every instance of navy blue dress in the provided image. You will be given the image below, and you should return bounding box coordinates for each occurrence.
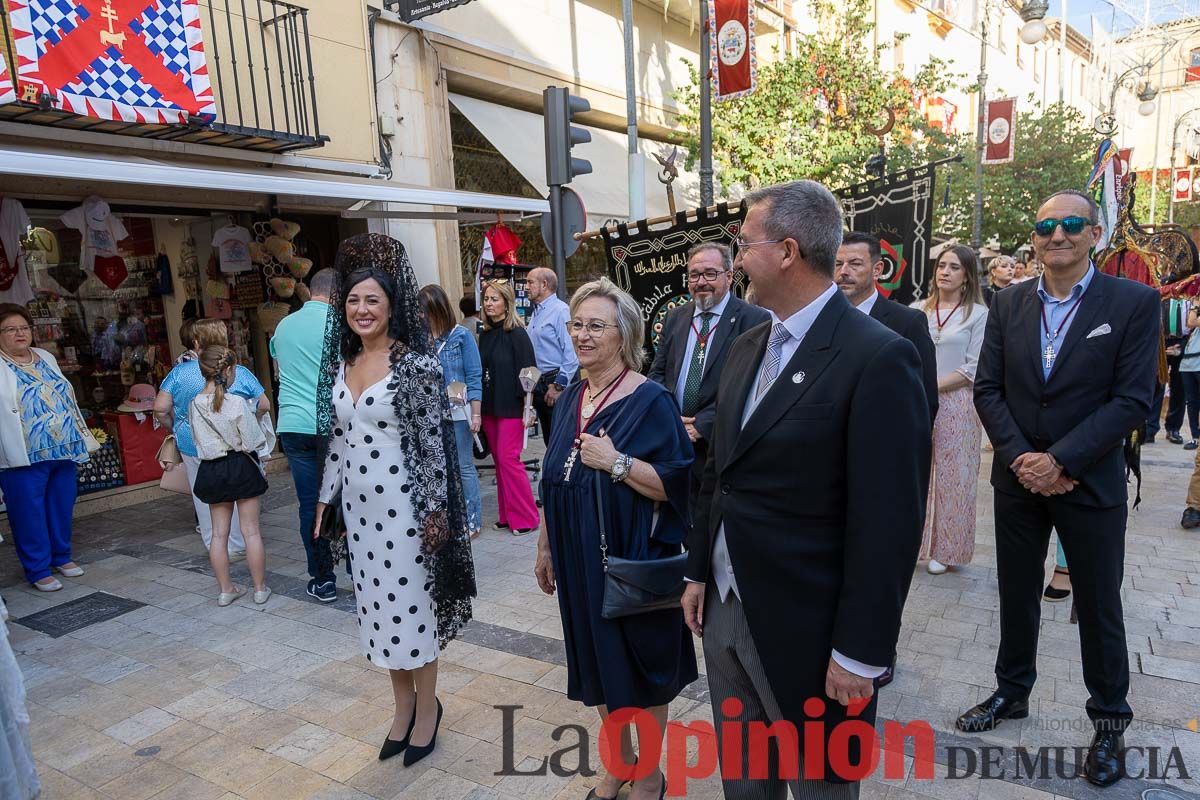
[541,380,698,710]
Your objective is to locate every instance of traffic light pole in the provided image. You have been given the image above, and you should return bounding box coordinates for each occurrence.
[549,184,567,300]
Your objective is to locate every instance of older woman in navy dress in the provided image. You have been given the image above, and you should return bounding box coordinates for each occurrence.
[535,278,695,800]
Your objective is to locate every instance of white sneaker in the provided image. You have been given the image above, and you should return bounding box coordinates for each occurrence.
[33,577,62,592]
[927,559,948,575]
[217,587,245,607]
[253,587,272,605]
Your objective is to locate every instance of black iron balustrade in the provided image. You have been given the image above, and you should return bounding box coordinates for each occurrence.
[0,0,327,153]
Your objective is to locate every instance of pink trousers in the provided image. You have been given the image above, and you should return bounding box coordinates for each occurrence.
[481,415,540,530]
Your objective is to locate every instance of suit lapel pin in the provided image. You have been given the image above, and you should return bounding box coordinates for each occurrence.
[792,371,805,384]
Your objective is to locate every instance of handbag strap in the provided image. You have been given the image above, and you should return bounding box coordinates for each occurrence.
[589,385,639,574]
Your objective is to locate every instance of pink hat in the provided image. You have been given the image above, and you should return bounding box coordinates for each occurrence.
[117,383,156,413]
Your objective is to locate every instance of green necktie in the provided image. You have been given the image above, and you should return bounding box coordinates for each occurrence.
[680,312,714,417]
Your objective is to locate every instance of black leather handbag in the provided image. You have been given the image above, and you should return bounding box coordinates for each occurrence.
[317,491,349,566]
[594,470,687,619]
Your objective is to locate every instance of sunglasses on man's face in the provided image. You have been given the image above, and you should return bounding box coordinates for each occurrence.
[1033,216,1090,237]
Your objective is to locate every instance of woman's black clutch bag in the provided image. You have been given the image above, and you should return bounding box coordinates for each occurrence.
[318,492,349,567]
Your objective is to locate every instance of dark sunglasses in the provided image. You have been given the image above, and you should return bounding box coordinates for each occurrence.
[1033,216,1090,237]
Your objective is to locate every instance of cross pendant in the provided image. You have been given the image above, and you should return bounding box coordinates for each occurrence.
[697,344,706,367]
[563,445,579,482]
[1043,342,1056,371]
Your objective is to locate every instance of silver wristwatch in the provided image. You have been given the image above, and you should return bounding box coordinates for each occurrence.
[610,453,633,483]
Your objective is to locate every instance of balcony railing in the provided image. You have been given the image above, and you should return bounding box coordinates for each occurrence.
[0,0,327,153]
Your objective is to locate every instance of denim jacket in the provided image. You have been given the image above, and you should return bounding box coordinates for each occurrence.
[437,325,483,420]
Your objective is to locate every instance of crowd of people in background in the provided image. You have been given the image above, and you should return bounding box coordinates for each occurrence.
[1,180,1184,797]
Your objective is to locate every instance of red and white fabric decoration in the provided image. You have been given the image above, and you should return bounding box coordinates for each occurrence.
[6,0,216,124]
[0,51,14,104]
[708,0,756,101]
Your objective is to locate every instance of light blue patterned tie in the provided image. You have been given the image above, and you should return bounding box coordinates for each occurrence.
[755,323,791,400]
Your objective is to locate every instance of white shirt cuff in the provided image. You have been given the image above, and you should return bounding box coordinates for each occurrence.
[831,649,887,679]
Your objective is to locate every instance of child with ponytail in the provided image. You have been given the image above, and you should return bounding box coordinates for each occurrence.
[190,346,273,606]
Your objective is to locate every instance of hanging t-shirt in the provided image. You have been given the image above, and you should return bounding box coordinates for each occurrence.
[0,197,34,305]
[60,195,128,274]
[211,225,253,273]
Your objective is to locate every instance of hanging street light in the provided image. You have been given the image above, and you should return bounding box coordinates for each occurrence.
[1019,0,1050,44]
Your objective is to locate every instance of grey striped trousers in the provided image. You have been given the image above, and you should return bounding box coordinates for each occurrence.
[702,590,860,800]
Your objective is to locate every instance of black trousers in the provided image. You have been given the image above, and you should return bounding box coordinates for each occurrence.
[994,490,1133,732]
[1147,353,1184,435]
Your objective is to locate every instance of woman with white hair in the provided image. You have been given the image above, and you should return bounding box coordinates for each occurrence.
[534,278,695,800]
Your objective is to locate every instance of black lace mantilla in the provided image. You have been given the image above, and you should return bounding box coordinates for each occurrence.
[316,233,476,650]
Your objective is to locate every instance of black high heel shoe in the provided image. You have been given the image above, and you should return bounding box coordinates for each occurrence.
[403,697,443,767]
[378,706,416,761]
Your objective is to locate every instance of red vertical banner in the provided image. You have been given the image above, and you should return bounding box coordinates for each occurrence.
[1175,167,1193,202]
[709,0,756,100]
[982,97,1016,164]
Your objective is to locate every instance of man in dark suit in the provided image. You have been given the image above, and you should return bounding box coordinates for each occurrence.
[681,181,931,799]
[962,189,1160,787]
[835,231,938,422]
[648,243,769,502]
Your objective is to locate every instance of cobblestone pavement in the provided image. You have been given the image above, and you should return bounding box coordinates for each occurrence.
[3,441,1200,800]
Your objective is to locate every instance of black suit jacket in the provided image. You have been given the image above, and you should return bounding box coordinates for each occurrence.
[687,289,931,780]
[647,296,771,444]
[868,296,939,422]
[974,271,1160,508]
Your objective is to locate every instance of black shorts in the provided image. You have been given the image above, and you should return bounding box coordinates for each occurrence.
[193,451,268,505]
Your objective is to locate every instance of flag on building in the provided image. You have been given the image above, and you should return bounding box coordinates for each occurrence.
[1175,167,1194,203]
[0,51,14,104]
[6,0,216,124]
[709,0,756,100]
[982,97,1016,164]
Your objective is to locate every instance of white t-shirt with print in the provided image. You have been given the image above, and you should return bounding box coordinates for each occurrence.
[212,225,253,273]
[60,195,128,271]
[0,197,33,305]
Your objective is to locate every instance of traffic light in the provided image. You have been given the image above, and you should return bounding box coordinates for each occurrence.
[543,86,592,187]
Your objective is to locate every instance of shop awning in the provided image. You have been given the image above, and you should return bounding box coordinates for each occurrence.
[449,93,702,228]
[0,144,550,215]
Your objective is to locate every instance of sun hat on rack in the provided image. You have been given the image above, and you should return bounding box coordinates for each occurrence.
[116,383,157,413]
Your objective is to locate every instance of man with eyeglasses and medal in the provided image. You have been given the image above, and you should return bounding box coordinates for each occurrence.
[963,190,1160,787]
[648,243,769,507]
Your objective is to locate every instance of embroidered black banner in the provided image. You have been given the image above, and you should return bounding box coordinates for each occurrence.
[392,0,477,22]
[836,163,938,307]
[603,202,746,363]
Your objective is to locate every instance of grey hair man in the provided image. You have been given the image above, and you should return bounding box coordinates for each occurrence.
[683,180,931,799]
[270,267,338,602]
[525,267,579,445]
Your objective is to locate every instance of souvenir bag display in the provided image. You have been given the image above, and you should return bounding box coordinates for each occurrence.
[76,429,125,493]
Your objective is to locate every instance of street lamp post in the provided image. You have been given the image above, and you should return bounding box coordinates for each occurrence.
[1093,64,1157,136]
[972,0,1048,249]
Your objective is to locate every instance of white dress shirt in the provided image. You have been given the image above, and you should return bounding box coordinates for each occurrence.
[855,290,880,315]
[674,291,733,408]
[706,282,885,679]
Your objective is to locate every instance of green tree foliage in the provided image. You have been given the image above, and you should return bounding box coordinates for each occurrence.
[941,101,1100,251]
[675,0,959,192]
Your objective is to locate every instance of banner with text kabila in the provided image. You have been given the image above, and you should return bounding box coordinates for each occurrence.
[394,0,477,22]
[604,202,746,363]
[6,0,216,124]
[836,164,937,306]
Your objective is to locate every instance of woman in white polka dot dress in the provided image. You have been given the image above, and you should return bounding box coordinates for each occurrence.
[314,235,476,769]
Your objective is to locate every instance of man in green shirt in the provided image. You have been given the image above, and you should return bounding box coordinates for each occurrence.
[270,268,337,602]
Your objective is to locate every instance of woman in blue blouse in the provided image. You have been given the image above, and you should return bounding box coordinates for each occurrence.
[153,319,266,557]
[0,304,98,591]
[418,285,483,537]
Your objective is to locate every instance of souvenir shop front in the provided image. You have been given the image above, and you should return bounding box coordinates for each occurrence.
[0,144,550,511]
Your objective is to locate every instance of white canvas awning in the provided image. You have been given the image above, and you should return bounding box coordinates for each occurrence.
[0,143,550,215]
[449,93,701,229]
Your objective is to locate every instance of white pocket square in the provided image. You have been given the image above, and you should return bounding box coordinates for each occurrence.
[1086,324,1112,339]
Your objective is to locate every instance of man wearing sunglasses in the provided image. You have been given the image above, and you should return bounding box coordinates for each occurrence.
[966,189,1160,786]
[648,242,769,506]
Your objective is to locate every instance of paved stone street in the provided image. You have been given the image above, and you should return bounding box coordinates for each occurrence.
[3,440,1200,800]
